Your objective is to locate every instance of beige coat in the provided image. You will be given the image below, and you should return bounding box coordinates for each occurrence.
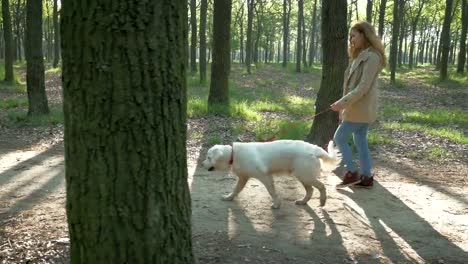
[337,48,383,123]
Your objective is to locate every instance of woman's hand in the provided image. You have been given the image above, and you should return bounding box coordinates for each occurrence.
[330,101,343,112]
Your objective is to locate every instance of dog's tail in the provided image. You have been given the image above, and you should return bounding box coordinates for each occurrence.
[318,140,340,171]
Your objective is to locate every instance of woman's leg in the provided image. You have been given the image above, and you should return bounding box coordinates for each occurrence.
[334,122,357,173]
[353,123,372,177]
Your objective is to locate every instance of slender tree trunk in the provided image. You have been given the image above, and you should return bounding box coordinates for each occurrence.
[306,0,347,147]
[408,2,424,69]
[378,0,387,38]
[246,0,254,73]
[390,0,403,84]
[296,0,303,72]
[440,0,454,80]
[2,0,14,83]
[53,0,60,67]
[26,0,49,115]
[302,12,307,67]
[190,0,197,73]
[435,27,442,67]
[15,0,23,61]
[199,0,207,83]
[308,0,318,66]
[398,17,405,67]
[457,0,467,73]
[239,4,244,64]
[62,0,194,262]
[366,0,373,22]
[282,0,290,68]
[429,36,435,64]
[208,0,232,106]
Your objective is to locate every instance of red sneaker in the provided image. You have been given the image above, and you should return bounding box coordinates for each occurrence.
[355,176,374,188]
[336,171,360,189]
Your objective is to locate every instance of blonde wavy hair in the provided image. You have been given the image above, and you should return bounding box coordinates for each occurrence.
[349,21,387,67]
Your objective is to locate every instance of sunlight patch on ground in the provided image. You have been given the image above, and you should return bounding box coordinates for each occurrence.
[0,150,39,174]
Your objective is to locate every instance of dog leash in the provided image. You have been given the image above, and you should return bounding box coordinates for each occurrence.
[263,107,332,142]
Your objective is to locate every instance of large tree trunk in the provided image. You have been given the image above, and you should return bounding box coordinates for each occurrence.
[296,0,303,72]
[306,0,347,147]
[2,0,14,83]
[246,0,254,73]
[440,0,454,80]
[366,0,373,22]
[199,0,208,83]
[378,0,387,38]
[26,0,49,116]
[308,0,318,66]
[61,1,194,263]
[190,0,197,73]
[389,0,403,84]
[282,0,290,68]
[208,0,232,106]
[457,0,468,73]
[53,0,60,67]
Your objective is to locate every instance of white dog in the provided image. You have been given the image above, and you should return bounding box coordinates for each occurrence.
[202,140,339,209]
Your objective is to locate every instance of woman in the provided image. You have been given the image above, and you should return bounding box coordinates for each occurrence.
[331,21,387,188]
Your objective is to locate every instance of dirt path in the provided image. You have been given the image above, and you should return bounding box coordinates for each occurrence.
[1,65,467,263]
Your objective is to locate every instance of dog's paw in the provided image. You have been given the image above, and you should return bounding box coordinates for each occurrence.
[221,194,234,201]
[295,200,307,206]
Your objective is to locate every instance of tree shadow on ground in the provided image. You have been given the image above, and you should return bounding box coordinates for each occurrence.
[338,179,468,264]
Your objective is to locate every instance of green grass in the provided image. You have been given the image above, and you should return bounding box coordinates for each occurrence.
[383,122,468,145]
[46,67,62,74]
[0,97,28,109]
[253,119,311,141]
[7,107,63,126]
[402,109,467,128]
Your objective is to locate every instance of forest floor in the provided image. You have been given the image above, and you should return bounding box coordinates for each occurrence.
[0,64,467,263]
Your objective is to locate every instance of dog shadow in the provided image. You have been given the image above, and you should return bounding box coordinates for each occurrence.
[189,130,351,262]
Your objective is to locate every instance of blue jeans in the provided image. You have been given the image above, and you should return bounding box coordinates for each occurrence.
[333,121,372,176]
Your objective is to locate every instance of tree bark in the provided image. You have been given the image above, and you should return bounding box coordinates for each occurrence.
[282,0,291,68]
[61,1,194,263]
[306,0,347,147]
[26,0,49,115]
[296,0,303,72]
[366,0,373,22]
[398,16,405,67]
[408,0,424,69]
[208,0,232,106]
[53,0,60,67]
[308,0,318,66]
[440,0,454,80]
[389,0,403,84]
[2,0,14,83]
[199,0,208,82]
[246,0,254,73]
[457,0,468,73]
[378,0,387,38]
[190,0,197,73]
